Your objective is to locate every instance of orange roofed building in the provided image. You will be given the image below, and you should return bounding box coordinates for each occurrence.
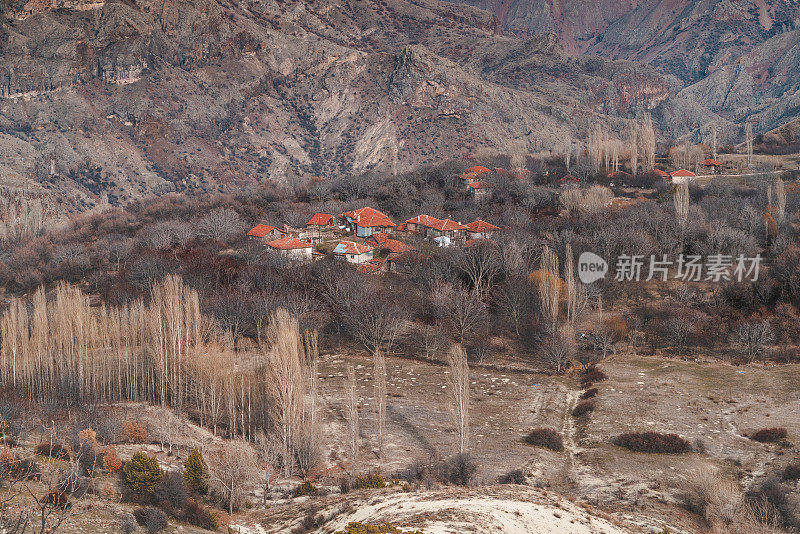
[248,224,285,241]
[333,240,374,264]
[340,207,396,238]
[267,236,314,262]
[307,213,335,227]
[463,219,500,240]
[670,169,697,184]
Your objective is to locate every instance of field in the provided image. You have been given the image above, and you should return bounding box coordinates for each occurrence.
[225,350,800,533]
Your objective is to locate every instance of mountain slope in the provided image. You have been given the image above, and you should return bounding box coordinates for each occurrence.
[0,0,666,209]
[448,0,800,141]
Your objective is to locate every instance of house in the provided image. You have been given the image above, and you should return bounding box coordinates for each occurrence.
[670,169,697,184]
[306,213,335,228]
[468,180,492,201]
[464,220,500,240]
[366,233,415,254]
[340,207,396,237]
[333,241,374,264]
[458,165,491,187]
[652,169,670,180]
[404,215,466,243]
[701,159,724,174]
[248,224,285,241]
[266,236,314,262]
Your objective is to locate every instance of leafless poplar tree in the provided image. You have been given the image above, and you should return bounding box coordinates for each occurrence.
[346,364,359,469]
[565,244,579,326]
[446,344,470,455]
[538,246,560,330]
[674,181,689,229]
[628,123,639,176]
[774,178,786,224]
[265,309,306,477]
[745,120,754,166]
[640,114,656,172]
[373,351,387,459]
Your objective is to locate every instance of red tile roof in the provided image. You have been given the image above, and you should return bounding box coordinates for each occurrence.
[389,250,429,265]
[701,159,723,166]
[358,258,385,274]
[248,224,279,238]
[464,220,500,233]
[468,180,492,190]
[307,213,334,226]
[559,174,578,183]
[382,238,415,253]
[671,169,697,177]
[466,165,491,174]
[652,169,670,177]
[334,241,374,255]
[340,207,396,228]
[405,215,465,232]
[267,236,313,250]
[368,232,390,244]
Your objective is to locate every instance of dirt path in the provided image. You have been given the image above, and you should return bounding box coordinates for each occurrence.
[560,389,581,484]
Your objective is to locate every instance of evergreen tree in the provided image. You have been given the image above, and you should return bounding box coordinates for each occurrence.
[183,448,208,494]
[123,451,164,498]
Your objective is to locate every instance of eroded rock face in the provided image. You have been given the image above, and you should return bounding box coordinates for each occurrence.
[448,0,800,141]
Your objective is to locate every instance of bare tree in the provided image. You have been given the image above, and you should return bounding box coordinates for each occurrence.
[208,440,258,514]
[446,344,470,455]
[745,120,754,166]
[373,351,387,459]
[628,123,639,176]
[733,320,775,363]
[774,178,786,224]
[293,423,322,480]
[432,283,487,344]
[538,246,560,330]
[345,364,359,470]
[498,276,533,337]
[674,181,689,229]
[540,325,576,374]
[348,289,408,354]
[264,310,306,477]
[254,431,279,504]
[452,242,501,296]
[196,207,245,241]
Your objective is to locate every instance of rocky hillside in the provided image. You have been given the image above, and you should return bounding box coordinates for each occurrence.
[0,0,798,210]
[0,0,672,209]
[450,0,800,142]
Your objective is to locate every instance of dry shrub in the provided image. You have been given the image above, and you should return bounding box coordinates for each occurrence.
[352,473,386,490]
[183,498,218,530]
[498,469,527,485]
[103,446,122,472]
[35,443,70,461]
[749,428,787,443]
[581,388,599,400]
[782,463,800,481]
[524,428,564,451]
[581,365,607,384]
[293,480,318,497]
[613,432,690,453]
[120,421,148,444]
[571,400,596,417]
[686,465,744,526]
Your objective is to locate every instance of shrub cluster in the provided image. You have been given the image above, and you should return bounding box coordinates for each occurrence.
[134,506,167,534]
[580,388,598,400]
[571,400,596,417]
[352,473,386,490]
[497,469,527,485]
[783,463,800,481]
[293,480,318,497]
[0,449,41,480]
[523,428,564,451]
[34,443,70,461]
[749,427,788,443]
[335,522,424,534]
[612,432,691,453]
[119,421,148,443]
[581,365,607,387]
